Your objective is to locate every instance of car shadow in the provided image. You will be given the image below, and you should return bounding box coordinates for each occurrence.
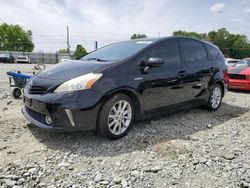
[27,102,249,158]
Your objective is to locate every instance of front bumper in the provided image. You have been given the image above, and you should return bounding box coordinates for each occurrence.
[22,88,103,132]
[228,79,250,91]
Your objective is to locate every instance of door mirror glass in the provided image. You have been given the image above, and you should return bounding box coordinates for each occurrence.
[147,57,164,67]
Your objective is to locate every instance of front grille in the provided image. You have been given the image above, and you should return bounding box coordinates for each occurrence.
[229,74,246,80]
[29,86,47,94]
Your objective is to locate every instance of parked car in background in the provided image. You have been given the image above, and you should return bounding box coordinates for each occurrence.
[225,58,241,67]
[0,54,14,63]
[60,55,72,63]
[22,36,227,139]
[228,58,250,91]
[15,56,31,64]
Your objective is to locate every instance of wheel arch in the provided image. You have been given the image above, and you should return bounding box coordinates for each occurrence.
[214,79,225,97]
[98,87,142,120]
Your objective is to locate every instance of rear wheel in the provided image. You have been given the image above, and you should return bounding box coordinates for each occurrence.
[97,94,134,139]
[206,84,222,111]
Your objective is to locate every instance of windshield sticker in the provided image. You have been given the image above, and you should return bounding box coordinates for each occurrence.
[136,41,153,44]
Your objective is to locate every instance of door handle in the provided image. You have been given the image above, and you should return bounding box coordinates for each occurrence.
[178,71,186,78]
[193,83,203,89]
[210,67,216,72]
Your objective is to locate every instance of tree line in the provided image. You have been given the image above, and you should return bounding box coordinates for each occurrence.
[0,23,34,52]
[131,28,250,59]
[173,28,250,59]
[1,23,249,59]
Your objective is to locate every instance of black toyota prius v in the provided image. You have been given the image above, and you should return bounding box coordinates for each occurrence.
[22,36,228,139]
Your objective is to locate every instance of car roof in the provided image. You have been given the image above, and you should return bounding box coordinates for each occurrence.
[130,36,218,48]
[244,58,250,60]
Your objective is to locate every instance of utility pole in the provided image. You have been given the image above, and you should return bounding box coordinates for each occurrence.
[67,26,70,54]
[95,41,98,50]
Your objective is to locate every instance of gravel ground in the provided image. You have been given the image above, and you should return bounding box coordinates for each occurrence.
[0,63,250,188]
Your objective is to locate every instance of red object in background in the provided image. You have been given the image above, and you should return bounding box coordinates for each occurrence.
[223,69,229,85]
[228,58,250,91]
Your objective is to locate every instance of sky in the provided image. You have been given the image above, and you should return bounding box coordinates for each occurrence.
[0,0,250,52]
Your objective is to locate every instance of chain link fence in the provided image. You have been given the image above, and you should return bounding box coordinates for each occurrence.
[0,51,70,64]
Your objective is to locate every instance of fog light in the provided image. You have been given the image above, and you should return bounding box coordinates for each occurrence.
[45,115,53,125]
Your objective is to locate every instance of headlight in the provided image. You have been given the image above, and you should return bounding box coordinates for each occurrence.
[54,73,102,93]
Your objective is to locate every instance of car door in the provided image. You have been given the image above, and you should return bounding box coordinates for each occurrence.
[179,39,215,101]
[132,39,188,112]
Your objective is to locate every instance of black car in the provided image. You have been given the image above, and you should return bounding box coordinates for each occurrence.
[22,36,227,139]
[0,54,14,63]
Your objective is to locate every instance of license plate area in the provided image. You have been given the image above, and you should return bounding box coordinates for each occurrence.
[24,96,32,107]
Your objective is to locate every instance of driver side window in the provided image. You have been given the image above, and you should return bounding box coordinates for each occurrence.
[147,39,181,65]
[129,39,181,74]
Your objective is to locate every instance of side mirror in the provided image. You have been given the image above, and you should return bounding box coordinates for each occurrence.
[147,57,164,67]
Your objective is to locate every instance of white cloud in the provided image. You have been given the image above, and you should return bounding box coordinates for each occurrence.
[243,8,250,13]
[210,3,225,13]
[0,0,179,52]
[0,0,249,52]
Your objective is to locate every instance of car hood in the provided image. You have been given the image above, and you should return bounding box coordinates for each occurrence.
[29,60,114,91]
[228,66,250,75]
[36,60,113,81]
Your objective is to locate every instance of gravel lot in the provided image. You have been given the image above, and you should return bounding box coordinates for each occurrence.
[0,63,250,188]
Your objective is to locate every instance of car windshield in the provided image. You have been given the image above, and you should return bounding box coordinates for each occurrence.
[235,60,250,67]
[81,40,153,62]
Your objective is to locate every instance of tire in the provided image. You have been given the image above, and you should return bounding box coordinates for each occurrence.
[206,84,223,111]
[97,94,134,139]
[12,88,22,99]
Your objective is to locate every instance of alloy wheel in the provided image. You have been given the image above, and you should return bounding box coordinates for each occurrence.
[210,86,222,109]
[108,100,132,135]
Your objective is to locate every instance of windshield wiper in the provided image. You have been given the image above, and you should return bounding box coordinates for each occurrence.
[85,58,107,62]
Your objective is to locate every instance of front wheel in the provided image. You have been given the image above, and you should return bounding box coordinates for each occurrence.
[97,94,134,139]
[12,88,22,98]
[206,84,223,111]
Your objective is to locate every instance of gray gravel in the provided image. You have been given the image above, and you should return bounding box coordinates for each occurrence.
[0,63,250,188]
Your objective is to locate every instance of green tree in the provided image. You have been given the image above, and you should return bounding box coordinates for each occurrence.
[0,23,34,51]
[207,28,250,58]
[173,30,206,40]
[172,28,250,59]
[58,48,68,53]
[74,44,87,59]
[130,33,147,39]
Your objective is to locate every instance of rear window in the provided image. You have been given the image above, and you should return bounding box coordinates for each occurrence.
[181,39,208,63]
[205,44,219,60]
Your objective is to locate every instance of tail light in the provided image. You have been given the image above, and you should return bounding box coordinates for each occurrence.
[224,68,229,84]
